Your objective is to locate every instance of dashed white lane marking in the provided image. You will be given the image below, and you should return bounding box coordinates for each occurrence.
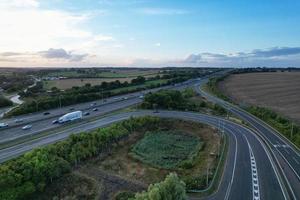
[293,157,300,165]
[243,135,260,200]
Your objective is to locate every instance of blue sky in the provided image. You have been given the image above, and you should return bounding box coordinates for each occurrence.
[0,0,300,67]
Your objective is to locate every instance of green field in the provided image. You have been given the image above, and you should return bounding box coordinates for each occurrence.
[46,69,160,78]
[130,131,202,169]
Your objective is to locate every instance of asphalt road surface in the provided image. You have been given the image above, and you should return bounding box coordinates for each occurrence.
[195,79,300,200]
[0,110,287,200]
[0,79,196,144]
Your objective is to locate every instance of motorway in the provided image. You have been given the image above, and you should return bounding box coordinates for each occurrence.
[195,79,300,200]
[0,110,287,200]
[0,75,297,199]
[0,80,195,144]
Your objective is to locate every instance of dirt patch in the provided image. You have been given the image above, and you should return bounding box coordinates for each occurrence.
[219,72,300,124]
[34,119,220,200]
[33,172,98,200]
[95,119,220,186]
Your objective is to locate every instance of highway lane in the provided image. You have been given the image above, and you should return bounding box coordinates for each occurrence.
[195,80,300,199]
[0,110,286,200]
[0,79,197,144]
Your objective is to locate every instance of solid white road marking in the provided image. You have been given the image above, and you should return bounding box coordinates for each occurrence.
[224,132,238,200]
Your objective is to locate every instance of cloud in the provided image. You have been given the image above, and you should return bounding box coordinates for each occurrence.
[182,47,300,67]
[39,48,88,61]
[0,0,39,9]
[250,47,300,57]
[155,42,161,47]
[136,8,189,15]
[0,52,23,57]
[98,0,146,6]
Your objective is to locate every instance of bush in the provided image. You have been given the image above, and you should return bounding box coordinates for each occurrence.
[133,173,187,200]
[0,96,13,108]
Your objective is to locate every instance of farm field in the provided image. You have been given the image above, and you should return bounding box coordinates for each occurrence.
[44,77,135,90]
[218,72,300,124]
[45,69,161,78]
[43,74,161,90]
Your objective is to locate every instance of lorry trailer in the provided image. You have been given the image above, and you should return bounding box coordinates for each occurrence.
[58,111,82,123]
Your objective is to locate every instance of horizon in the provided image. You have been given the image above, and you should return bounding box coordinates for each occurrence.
[1,0,300,68]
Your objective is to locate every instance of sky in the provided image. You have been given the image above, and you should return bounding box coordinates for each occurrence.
[0,0,300,68]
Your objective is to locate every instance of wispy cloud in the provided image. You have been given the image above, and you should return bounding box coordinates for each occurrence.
[136,8,189,15]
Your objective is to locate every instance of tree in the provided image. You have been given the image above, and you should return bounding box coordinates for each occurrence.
[134,173,186,200]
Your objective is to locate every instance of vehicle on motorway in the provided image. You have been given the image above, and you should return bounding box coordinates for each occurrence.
[92,108,98,111]
[58,111,82,123]
[14,119,23,123]
[52,119,59,124]
[122,97,128,100]
[83,112,90,116]
[90,102,97,107]
[43,112,50,115]
[0,123,8,128]
[22,124,32,130]
[139,95,144,99]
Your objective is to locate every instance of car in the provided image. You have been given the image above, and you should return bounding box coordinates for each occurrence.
[14,119,23,123]
[43,112,50,115]
[92,108,98,111]
[122,97,128,100]
[52,119,59,124]
[0,123,8,128]
[83,112,90,116]
[90,102,97,106]
[22,124,32,130]
[139,95,144,99]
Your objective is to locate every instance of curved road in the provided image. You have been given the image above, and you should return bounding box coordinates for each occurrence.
[0,110,286,200]
[195,79,300,200]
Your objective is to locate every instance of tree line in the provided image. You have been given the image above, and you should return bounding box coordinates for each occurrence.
[247,106,300,148]
[0,116,163,199]
[6,72,196,117]
[141,89,227,116]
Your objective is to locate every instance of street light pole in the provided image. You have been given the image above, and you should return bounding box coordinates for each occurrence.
[206,163,210,186]
[291,123,294,138]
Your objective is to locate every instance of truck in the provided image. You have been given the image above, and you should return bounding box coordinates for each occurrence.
[58,111,82,123]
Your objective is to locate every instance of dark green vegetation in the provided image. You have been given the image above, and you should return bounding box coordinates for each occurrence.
[141,89,227,116]
[0,96,13,108]
[6,76,166,117]
[0,72,34,93]
[97,118,222,195]
[131,131,202,169]
[133,173,187,200]
[247,106,300,148]
[0,116,161,199]
[6,68,208,117]
[0,116,223,199]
